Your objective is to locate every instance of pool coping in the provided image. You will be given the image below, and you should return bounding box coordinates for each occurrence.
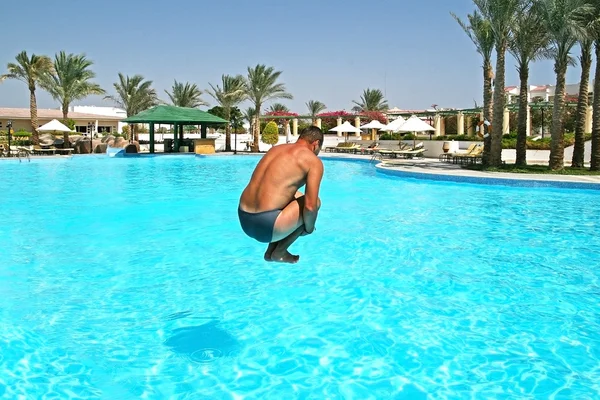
[318,153,600,190]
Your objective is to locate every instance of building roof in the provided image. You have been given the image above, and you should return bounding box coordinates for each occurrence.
[0,107,123,120]
[122,105,228,125]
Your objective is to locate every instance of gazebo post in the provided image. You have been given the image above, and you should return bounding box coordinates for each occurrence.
[149,123,155,154]
[179,124,184,150]
[173,123,179,152]
[201,124,207,139]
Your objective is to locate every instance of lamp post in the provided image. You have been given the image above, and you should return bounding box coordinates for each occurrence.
[7,120,12,157]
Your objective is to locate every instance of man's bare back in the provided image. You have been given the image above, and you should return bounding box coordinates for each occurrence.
[238,126,324,263]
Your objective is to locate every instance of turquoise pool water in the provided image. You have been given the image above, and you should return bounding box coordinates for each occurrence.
[1,155,600,399]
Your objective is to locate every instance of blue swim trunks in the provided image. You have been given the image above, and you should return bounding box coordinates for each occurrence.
[238,207,282,243]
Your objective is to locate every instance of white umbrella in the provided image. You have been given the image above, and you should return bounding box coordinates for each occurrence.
[361,120,387,141]
[360,120,387,130]
[396,115,435,148]
[329,121,361,141]
[37,119,74,133]
[380,116,406,132]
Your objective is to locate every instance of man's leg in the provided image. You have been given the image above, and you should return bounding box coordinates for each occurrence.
[264,191,305,262]
[270,195,321,264]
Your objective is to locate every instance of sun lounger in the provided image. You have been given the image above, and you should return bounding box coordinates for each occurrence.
[452,145,483,165]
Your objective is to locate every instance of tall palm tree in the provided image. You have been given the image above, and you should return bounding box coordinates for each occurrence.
[351,88,388,112]
[40,51,105,146]
[207,74,247,152]
[508,5,550,166]
[571,38,593,167]
[165,80,208,108]
[535,0,595,170]
[452,10,496,165]
[591,39,600,170]
[245,64,293,152]
[1,51,54,145]
[105,73,158,142]
[243,107,256,138]
[306,100,327,123]
[474,0,523,167]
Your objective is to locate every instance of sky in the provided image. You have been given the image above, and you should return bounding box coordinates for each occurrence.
[0,0,594,114]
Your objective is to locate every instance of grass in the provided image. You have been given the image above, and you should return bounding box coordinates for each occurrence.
[465,164,600,176]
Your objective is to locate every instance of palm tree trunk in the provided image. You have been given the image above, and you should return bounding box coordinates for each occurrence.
[225,122,232,152]
[482,59,494,166]
[516,64,529,167]
[62,104,70,149]
[29,88,39,145]
[549,61,568,170]
[252,108,261,152]
[572,41,592,168]
[490,44,507,167]
[591,41,600,171]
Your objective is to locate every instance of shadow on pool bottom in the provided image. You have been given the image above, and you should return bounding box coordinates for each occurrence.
[164,320,240,363]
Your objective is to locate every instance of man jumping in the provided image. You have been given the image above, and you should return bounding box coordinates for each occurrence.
[238,126,324,263]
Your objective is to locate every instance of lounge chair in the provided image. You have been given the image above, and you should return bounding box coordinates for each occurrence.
[392,142,425,159]
[453,145,483,165]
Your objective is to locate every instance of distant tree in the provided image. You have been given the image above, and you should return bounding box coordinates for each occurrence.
[1,51,54,144]
[508,5,551,166]
[352,88,388,112]
[165,80,208,108]
[40,51,105,147]
[245,64,292,152]
[451,9,495,164]
[207,74,247,151]
[534,0,595,169]
[306,100,327,123]
[105,73,158,142]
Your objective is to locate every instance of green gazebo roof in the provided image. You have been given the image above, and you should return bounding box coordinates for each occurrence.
[123,105,228,125]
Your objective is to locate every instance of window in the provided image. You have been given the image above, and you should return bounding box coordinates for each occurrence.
[97,126,112,133]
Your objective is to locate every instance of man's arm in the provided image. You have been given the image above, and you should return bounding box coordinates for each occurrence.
[303,156,323,234]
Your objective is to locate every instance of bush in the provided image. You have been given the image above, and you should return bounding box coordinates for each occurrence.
[261,121,279,145]
[13,130,32,137]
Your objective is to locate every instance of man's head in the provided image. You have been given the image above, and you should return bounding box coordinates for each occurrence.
[298,126,324,155]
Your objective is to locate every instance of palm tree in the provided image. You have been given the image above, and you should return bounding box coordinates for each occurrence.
[105,73,158,142]
[40,51,105,147]
[571,38,593,167]
[508,6,550,166]
[474,0,523,167]
[535,0,595,170]
[451,10,495,165]
[351,88,388,112]
[245,64,293,152]
[165,80,208,108]
[591,39,600,170]
[243,107,256,138]
[207,74,247,152]
[1,51,54,145]
[306,100,327,123]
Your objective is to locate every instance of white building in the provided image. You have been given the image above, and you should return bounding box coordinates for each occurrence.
[505,80,595,104]
[70,105,128,133]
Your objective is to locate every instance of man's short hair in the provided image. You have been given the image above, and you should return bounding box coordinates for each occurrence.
[299,126,324,147]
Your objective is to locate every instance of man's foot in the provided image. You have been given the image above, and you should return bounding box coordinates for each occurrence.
[264,242,278,262]
[270,250,300,264]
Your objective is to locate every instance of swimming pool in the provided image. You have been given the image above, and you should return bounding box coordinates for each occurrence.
[1,155,600,399]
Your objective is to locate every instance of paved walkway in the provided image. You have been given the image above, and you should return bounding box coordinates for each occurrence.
[321,153,600,186]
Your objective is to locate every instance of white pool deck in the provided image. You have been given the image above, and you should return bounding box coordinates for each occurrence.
[319,152,600,186]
